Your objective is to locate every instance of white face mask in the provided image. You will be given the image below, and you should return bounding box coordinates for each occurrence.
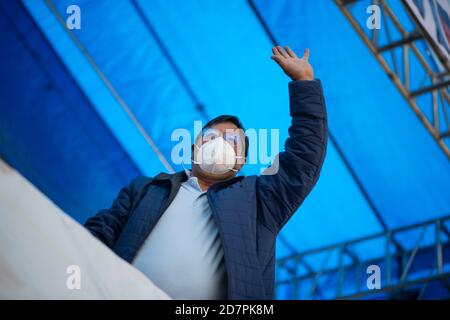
[193,137,243,174]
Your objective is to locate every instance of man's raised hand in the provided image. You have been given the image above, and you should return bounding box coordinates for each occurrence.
[271,46,314,81]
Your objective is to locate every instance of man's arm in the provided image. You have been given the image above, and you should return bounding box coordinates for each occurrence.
[256,46,328,234]
[84,177,145,248]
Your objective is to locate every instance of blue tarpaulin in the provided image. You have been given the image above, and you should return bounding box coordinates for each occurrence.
[0,0,449,298]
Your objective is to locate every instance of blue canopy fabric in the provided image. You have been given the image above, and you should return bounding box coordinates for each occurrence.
[1,0,449,293]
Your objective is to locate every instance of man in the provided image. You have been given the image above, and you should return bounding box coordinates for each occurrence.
[85,46,328,300]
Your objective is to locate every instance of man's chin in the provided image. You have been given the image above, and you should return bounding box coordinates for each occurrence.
[192,164,236,182]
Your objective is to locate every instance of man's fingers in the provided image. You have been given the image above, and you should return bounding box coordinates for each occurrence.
[272,47,286,65]
[303,48,310,61]
[285,46,297,58]
[272,46,284,59]
[276,46,290,58]
[271,54,285,67]
[271,54,282,64]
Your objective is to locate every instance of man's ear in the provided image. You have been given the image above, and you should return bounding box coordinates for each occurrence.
[236,154,246,166]
[235,156,246,171]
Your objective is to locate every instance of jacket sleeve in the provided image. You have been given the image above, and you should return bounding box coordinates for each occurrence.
[84,177,141,248]
[256,79,328,234]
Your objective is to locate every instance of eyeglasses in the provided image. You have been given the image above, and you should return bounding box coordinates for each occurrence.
[202,128,245,150]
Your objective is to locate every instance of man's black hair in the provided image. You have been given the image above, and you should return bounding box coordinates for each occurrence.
[202,115,249,158]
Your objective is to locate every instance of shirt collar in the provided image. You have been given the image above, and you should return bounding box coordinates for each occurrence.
[183,170,205,193]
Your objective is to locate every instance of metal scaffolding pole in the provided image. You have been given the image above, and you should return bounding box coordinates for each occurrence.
[276,215,450,299]
[335,0,450,159]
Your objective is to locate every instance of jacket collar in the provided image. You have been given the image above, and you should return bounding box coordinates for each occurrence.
[153,170,243,190]
[154,170,188,182]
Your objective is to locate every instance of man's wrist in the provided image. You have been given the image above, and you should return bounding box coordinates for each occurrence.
[291,75,314,81]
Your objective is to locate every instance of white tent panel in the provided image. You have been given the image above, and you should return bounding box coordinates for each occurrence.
[0,159,170,299]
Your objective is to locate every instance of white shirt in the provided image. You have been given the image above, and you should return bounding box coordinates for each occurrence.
[132,172,227,299]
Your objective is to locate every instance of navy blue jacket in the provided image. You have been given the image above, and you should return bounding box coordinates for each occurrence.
[85,79,328,299]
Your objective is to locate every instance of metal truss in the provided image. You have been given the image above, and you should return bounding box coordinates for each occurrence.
[275,215,450,299]
[335,0,450,159]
